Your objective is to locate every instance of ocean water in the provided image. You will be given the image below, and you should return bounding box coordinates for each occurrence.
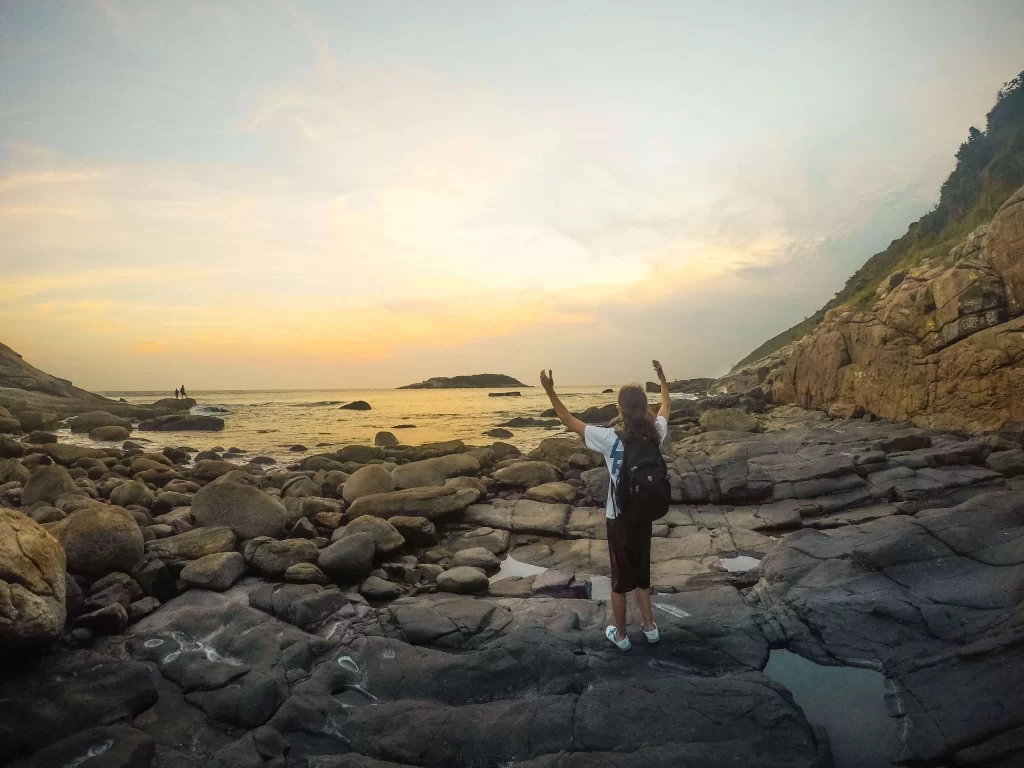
[65,386,626,461]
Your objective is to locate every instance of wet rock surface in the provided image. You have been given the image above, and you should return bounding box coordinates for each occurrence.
[0,403,1022,767]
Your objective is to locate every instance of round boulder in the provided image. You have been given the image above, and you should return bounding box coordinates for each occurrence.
[281,475,319,499]
[340,401,371,411]
[50,504,145,578]
[246,538,319,577]
[492,461,560,489]
[336,445,385,463]
[449,547,501,574]
[0,509,66,647]
[110,480,156,509]
[525,481,577,504]
[318,532,375,581]
[90,425,132,441]
[436,566,488,594]
[528,436,599,470]
[388,516,437,547]
[68,411,131,433]
[391,454,481,490]
[0,458,30,485]
[360,575,401,601]
[343,464,395,504]
[374,431,399,447]
[180,551,245,591]
[0,406,23,433]
[335,515,405,556]
[191,481,288,539]
[22,464,83,507]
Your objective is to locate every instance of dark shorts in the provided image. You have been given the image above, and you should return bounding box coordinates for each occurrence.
[606,514,653,593]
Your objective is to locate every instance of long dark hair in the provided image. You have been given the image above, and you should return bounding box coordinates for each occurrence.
[617,384,661,444]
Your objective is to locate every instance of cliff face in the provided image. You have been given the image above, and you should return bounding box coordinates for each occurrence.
[733,71,1024,371]
[723,185,1024,434]
[0,342,107,402]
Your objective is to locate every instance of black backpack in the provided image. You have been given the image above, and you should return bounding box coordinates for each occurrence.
[613,435,671,523]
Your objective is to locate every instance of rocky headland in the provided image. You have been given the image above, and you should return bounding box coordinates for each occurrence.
[1,371,1022,767]
[721,185,1024,436]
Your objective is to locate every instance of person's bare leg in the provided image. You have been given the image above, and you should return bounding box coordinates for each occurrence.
[610,591,628,640]
[634,587,655,631]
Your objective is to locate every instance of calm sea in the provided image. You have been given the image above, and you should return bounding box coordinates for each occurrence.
[60,386,625,461]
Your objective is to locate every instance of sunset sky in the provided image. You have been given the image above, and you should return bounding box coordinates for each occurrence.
[2,1,1023,390]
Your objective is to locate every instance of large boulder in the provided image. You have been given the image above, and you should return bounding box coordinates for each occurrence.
[39,443,106,464]
[190,459,240,482]
[388,516,438,547]
[449,547,500,574]
[245,538,318,577]
[191,481,288,539]
[50,504,145,578]
[67,411,131,433]
[110,480,156,508]
[436,566,488,594]
[335,515,405,556]
[13,410,57,432]
[318,532,375,580]
[144,526,236,568]
[346,486,481,520]
[343,464,395,503]
[138,414,225,431]
[89,425,131,441]
[528,436,599,470]
[391,453,480,489]
[0,406,22,433]
[21,464,82,506]
[700,408,760,433]
[179,551,245,591]
[525,481,577,504]
[493,460,560,488]
[0,510,66,647]
[375,431,399,447]
[336,445,385,463]
[0,458,30,485]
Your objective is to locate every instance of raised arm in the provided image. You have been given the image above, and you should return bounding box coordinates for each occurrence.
[653,360,670,420]
[540,369,587,437]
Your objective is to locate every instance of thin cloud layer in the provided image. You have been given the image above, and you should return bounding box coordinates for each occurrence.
[1,1,1022,389]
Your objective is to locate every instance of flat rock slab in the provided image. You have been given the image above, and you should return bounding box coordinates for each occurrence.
[462,499,571,536]
[751,490,1024,765]
[0,651,158,760]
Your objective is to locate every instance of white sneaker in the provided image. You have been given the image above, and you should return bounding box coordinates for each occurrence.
[605,625,631,651]
[642,623,660,643]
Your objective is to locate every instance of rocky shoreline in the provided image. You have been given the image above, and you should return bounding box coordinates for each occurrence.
[1,390,1022,768]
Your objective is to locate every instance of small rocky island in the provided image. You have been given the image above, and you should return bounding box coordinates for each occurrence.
[399,373,528,389]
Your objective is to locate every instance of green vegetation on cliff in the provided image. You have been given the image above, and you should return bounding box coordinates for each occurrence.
[734,71,1024,371]
[398,374,528,389]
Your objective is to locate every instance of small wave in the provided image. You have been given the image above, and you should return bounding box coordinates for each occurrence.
[191,405,232,415]
[293,401,342,407]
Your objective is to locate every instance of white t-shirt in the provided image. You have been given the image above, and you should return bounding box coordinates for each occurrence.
[585,415,669,520]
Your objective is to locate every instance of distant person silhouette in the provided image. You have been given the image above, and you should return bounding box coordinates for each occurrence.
[174,388,180,399]
[180,385,188,399]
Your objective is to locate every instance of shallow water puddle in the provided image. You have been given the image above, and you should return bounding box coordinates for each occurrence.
[489,555,548,583]
[719,555,761,572]
[63,739,113,768]
[764,649,899,768]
